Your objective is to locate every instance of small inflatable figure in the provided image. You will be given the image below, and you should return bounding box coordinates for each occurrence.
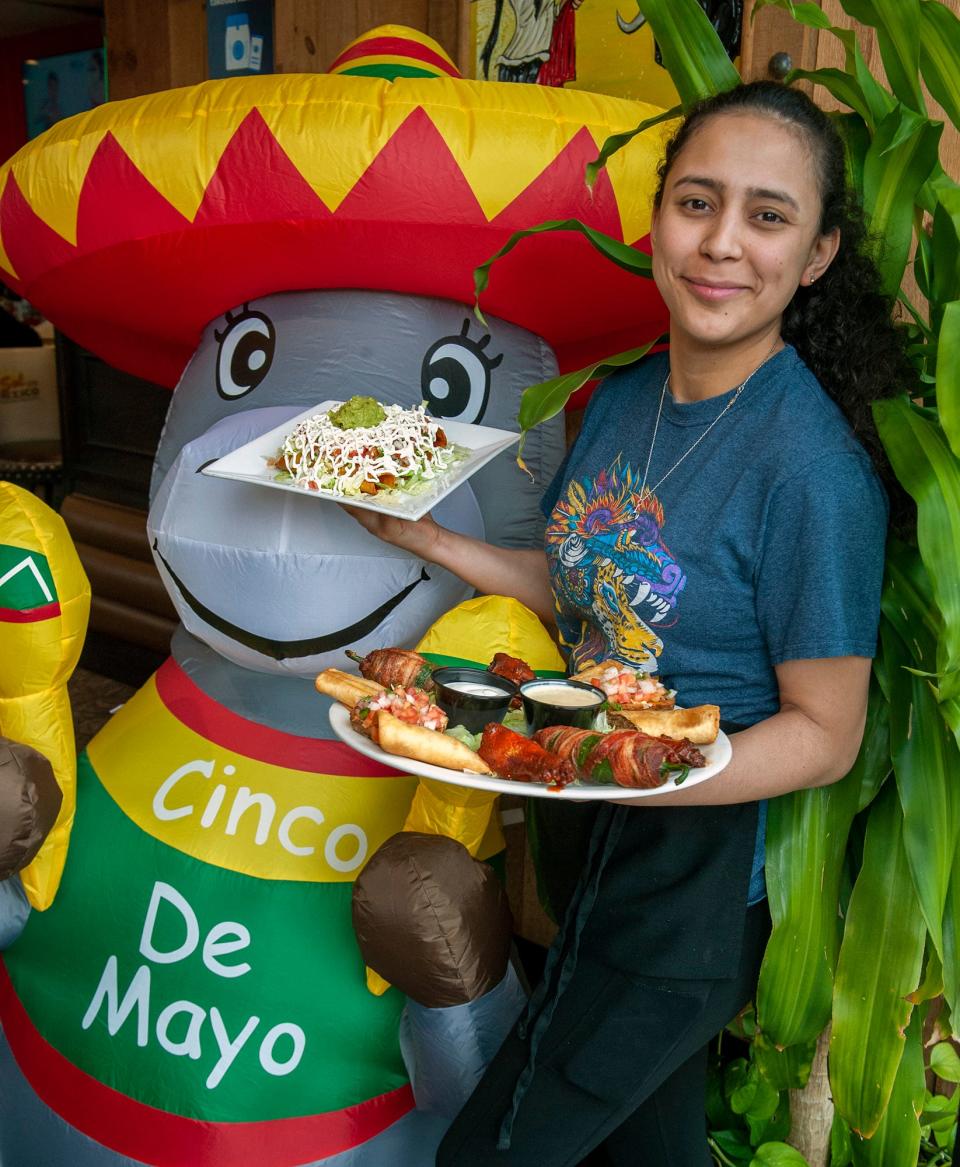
[0,26,666,1166]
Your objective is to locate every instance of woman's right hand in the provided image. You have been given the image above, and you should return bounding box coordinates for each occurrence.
[340,504,444,563]
[342,503,557,623]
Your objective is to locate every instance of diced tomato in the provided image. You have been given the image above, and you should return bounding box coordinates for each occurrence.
[434,429,448,448]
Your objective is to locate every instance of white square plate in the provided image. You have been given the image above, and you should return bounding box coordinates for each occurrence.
[201,401,520,521]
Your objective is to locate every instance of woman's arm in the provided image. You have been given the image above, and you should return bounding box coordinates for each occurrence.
[621,655,872,806]
[341,507,557,622]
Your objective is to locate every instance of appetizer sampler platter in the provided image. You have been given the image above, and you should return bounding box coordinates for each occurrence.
[201,400,520,521]
[327,705,731,800]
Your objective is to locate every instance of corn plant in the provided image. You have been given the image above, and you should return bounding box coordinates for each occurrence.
[476,0,960,1161]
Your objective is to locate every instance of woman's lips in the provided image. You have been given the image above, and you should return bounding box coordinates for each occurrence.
[682,277,746,301]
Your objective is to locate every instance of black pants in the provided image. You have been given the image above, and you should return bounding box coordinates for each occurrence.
[437,900,770,1167]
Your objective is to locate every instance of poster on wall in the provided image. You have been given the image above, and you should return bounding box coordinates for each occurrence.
[22,48,106,140]
[470,0,742,105]
[207,0,275,78]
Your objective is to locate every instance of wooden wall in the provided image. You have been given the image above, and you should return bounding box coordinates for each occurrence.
[105,0,206,101]
[272,0,465,74]
[101,0,466,99]
[743,0,960,186]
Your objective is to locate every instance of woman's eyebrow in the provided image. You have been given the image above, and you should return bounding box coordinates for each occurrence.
[673,175,800,212]
[746,185,800,211]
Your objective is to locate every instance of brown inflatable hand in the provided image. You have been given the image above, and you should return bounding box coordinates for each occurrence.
[352,832,513,1008]
[0,738,63,881]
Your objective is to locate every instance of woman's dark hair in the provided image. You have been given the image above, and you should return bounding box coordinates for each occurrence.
[653,80,916,534]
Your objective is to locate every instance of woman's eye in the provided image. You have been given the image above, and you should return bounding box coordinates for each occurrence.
[681,197,711,212]
[420,320,503,425]
[214,307,276,400]
[756,210,785,225]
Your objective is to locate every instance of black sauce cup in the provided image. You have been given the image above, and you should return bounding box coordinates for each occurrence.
[520,678,606,734]
[431,667,518,735]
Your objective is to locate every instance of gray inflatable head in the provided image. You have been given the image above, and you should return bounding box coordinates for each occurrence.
[148,289,564,676]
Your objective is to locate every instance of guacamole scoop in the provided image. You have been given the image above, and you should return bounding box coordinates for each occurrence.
[328,395,386,430]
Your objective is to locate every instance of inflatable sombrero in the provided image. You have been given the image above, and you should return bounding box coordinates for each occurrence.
[0,25,669,389]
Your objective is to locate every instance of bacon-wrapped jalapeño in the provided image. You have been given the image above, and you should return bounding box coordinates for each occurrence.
[533,727,705,789]
[345,647,434,692]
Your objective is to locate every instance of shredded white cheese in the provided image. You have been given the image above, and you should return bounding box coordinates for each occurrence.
[273,402,460,496]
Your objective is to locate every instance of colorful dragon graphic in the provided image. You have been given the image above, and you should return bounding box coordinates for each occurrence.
[545,462,686,671]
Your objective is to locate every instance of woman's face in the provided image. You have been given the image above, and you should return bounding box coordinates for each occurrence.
[650,111,839,354]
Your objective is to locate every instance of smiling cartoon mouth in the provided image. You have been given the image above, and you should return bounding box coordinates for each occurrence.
[153,542,430,660]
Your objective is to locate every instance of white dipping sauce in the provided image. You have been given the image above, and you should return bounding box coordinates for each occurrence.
[524,684,602,707]
[444,681,509,698]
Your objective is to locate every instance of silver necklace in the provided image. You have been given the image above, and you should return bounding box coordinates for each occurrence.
[638,343,782,500]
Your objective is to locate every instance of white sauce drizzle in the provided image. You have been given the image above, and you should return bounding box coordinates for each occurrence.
[275,402,460,495]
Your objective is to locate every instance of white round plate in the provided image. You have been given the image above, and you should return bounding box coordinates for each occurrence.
[328,705,732,801]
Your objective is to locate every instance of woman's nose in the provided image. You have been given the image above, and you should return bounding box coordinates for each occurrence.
[700,211,743,261]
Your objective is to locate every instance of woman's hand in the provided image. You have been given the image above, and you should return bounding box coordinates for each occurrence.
[342,502,557,623]
[339,504,444,562]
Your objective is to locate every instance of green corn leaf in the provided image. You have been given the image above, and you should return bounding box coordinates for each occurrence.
[832,111,871,200]
[944,696,960,756]
[920,0,960,131]
[831,783,926,1137]
[832,1113,855,1167]
[917,161,960,217]
[849,1009,925,1166]
[907,941,944,1002]
[936,301,960,456]
[839,0,926,114]
[586,105,681,189]
[883,537,942,646]
[473,219,654,323]
[513,341,658,466]
[753,1032,817,1092]
[786,67,876,127]
[880,619,960,965]
[754,0,894,129]
[913,220,934,304]
[862,105,942,297]
[628,0,739,106]
[942,851,960,1013]
[752,0,834,30]
[874,397,960,693]
[931,187,960,313]
[757,687,883,1048]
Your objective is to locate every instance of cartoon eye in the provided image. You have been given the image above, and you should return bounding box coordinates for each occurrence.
[214,307,276,400]
[420,320,503,424]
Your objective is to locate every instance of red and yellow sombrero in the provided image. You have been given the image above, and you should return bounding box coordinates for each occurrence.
[0,25,669,388]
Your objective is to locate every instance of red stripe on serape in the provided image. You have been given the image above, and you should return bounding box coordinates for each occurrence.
[154,658,403,776]
[0,960,415,1167]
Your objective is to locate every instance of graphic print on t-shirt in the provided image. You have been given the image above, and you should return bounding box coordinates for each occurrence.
[545,462,686,673]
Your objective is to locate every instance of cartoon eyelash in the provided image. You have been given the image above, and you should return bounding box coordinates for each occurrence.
[214,303,253,344]
[457,318,504,369]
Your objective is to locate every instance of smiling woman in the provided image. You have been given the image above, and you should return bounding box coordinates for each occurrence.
[348,81,917,1167]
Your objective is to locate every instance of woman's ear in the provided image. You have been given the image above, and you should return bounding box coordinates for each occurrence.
[804,226,840,285]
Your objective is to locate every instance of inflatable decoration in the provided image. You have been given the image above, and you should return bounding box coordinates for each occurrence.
[0,481,90,910]
[0,25,666,1167]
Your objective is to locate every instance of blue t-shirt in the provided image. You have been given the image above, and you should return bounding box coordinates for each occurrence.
[541,346,888,903]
